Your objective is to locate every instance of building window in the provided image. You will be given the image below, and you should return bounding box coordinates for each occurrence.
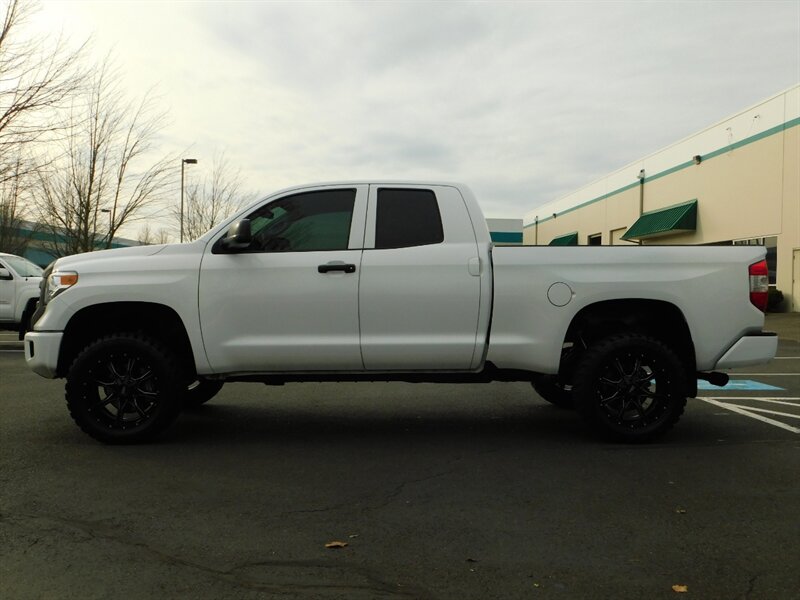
[588,233,602,246]
[610,227,635,245]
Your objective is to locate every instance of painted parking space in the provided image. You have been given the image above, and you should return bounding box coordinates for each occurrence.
[696,379,784,391]
[697,397,800,434]
[695,332,799,433]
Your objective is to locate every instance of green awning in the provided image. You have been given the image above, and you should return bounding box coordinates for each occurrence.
[621,200,698,241]
[549,232,579,246]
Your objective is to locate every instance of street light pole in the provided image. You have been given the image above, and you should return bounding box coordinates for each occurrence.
[100,208,111,231]
[100,208,112,249]
[180,158,198,243]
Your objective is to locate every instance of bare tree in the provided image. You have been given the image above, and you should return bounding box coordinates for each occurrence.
[137,222,171,246]
[0,153,35,254]
[0,0,86,185]
[176,154,254,242]
[34,58,175,257]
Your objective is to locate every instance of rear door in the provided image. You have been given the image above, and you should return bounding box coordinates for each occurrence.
[358,185,482,370]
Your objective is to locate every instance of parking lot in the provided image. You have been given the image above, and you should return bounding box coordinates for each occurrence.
[1,315,798,599]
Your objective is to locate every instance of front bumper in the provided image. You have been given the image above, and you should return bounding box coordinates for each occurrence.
[24,331,63,379]
[714,332,778,370]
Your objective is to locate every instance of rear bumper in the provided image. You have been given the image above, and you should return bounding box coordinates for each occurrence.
[714,332,778,370]
[24,331,62,379]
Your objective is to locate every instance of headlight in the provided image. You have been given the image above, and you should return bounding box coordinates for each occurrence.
[45,271,79,303]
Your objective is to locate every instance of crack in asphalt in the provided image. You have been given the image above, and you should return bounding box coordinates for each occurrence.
[278,468,457,518]
[0,512,432,598]
[744,573,760,599]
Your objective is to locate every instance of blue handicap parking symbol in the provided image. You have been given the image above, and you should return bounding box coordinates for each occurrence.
[697,379,784,391]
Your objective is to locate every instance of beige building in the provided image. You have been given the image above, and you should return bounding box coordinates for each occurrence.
[524,85,800,311]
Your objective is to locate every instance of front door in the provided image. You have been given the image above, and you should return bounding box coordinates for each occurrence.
[199,186,368,373]
[0,259,15,322]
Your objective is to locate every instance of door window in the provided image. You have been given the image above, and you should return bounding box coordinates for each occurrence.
[375,188,444,249]
[1,256,42,277]
[230,189,356,253]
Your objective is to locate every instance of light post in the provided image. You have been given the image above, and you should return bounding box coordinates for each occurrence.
[100,208,112,231]
[637,169,645,246]
[180,158,198,242]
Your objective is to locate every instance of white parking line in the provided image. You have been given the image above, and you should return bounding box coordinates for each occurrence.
[712,398,800,407]
[721,404,800,420]
[723,373,800,376]
[697,397,800,434]
[697,396,800,401]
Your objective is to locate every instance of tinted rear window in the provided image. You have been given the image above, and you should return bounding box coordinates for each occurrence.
[375,188,444,249]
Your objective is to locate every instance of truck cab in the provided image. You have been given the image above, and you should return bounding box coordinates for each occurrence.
[0,252,43,337]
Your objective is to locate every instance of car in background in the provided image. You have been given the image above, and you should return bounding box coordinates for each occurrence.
[0,252,43,338]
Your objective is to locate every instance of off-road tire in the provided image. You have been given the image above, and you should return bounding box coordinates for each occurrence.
[65,332,183,444]
[182,379,224,408]
[572,333,688,443]
[18,299,36,340]
[531,376,574,409]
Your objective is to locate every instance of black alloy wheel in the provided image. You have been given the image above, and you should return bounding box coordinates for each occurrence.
[572,334,687,442]
[66,333,183,444]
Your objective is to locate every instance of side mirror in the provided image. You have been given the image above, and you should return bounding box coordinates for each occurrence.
[221,219,252,251]
[0,267,12,280]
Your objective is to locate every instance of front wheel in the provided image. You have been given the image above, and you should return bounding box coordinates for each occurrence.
[65,333,183,444]
[572,334,688,443]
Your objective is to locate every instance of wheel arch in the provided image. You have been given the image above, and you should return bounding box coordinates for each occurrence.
[560,299,697,397]
[57,302,196,379]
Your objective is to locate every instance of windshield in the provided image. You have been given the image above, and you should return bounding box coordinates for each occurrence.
[2,255,44,277]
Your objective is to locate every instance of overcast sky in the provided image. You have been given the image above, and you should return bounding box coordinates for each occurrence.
[31,0,800,224]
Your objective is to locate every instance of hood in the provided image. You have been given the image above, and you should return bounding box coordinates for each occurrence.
[53,244,168,270]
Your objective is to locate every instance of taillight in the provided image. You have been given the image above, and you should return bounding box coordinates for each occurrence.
[749,260,769,312]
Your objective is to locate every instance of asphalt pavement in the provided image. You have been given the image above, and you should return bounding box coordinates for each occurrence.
[1,315,798,599]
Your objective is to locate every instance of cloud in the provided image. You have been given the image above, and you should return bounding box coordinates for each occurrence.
[34,0,800,226]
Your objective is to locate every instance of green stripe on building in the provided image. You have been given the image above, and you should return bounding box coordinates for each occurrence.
[525,116,800,229]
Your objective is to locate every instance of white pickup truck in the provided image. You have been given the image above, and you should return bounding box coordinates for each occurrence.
[0,252,43,338]
[24,182,777,444]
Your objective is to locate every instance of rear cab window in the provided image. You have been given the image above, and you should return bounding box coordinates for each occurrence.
[375,188,444,249]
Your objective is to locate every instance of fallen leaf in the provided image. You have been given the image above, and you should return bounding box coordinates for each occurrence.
[672,584,688,593]
[676,508,687,514]
[325,541,348,549]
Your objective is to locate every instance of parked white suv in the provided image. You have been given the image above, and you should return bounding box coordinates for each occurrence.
[0,252,42,338]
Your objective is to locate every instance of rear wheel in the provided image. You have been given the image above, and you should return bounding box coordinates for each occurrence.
[572,333,687,442]
[531,376,574,409]
[65,333,183,444]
